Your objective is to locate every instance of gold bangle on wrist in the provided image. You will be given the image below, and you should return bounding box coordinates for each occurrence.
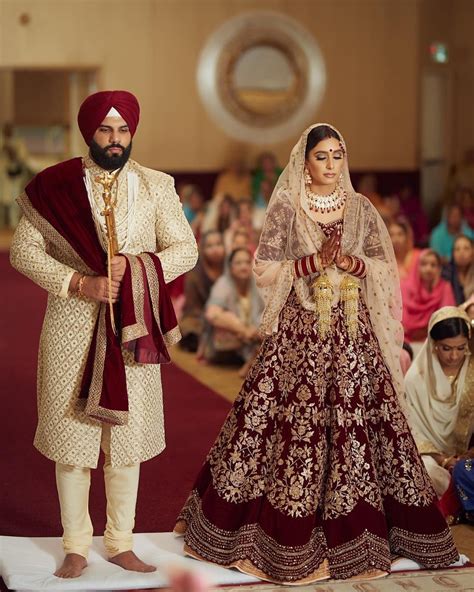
[77,274,86,297]
[441,455,451,469]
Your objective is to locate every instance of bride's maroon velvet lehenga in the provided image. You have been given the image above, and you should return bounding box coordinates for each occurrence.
[175,222,458,584]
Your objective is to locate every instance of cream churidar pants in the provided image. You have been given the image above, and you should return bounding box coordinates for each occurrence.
[55,425,140,558]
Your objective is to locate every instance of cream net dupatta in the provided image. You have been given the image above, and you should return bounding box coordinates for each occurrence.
[254,123,405,400]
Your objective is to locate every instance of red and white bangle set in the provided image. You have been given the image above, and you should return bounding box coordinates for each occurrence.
[294,255,366,279]
[294,254,319,279]
[345,256,367,278]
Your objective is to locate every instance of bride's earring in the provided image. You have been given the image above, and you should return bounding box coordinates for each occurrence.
[336,173,344,190]
[304,167,312,185]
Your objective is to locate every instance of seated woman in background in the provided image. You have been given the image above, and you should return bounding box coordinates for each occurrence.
[388,219,421,282]
[179,231,226,352]
[200,248,263,377]
[405,307,474,523]
[402,249,455,344]
[229,228,250,252]
[442,235,474,305]
[201,194,237,235]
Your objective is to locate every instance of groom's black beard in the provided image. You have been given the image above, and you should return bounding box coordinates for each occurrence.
[89,140,132,171]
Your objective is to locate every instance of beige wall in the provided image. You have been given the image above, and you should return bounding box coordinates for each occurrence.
[451,0,474,163]
[416,0,474,171]
[13,70,70,125]
[0,0,429,171]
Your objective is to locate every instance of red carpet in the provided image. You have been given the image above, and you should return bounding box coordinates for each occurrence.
[0,252,231,537]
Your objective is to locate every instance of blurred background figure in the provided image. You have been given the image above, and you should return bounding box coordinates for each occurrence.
[455,187,474,230]
[212,158,251,202]
[0,122,33,228]
[200,248,263,377]
[430,203,474,263]
[397,184,430,247]
[442,235,474,305]
[402,249,455,347]
[453,148,474,194]
[229,227,250,252]
[388,219,421,282]
[180,184,206,239]
[252,177,274,231]
[357,173,383,211]
[223,198,258,254]
[251,151,281,207]
[180,230,225,353]
[202,194,237,235]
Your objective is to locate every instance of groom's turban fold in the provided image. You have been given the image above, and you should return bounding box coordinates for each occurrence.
[77,90,140,145]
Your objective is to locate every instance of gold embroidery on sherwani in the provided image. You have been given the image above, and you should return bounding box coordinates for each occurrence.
[11,162,198,468]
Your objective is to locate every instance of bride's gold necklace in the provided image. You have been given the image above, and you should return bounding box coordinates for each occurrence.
[305,185,346,213]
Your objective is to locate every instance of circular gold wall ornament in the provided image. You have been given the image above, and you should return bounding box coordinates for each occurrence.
[197,12,326,143]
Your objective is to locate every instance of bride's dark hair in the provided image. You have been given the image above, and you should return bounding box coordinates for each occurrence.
[305,125,341,157]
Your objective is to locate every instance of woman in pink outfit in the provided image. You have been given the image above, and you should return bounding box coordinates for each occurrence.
[402,249,456,343]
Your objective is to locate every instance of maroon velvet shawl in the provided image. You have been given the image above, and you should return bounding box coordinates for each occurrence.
[20,157,180,425]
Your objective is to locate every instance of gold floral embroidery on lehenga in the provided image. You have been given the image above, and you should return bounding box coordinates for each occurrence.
[177,290,458,583]
[207,293,434,520]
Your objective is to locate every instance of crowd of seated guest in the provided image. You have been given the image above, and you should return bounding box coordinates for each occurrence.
[175,153,277,372]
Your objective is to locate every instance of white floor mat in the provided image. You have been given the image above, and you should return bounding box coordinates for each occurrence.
[0,532,469,591]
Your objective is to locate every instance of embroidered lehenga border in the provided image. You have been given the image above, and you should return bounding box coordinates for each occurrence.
[176,295,458,584]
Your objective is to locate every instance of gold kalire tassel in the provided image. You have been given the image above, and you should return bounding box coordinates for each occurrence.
[340,275,360,339]
[312,273,333,338]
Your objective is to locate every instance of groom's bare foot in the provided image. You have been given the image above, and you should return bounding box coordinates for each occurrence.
[109,550,156,572]
[54,553,87,578]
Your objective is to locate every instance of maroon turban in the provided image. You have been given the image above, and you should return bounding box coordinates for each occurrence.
[77,90,140,145]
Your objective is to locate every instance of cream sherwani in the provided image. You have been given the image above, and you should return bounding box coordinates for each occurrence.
[10,156,198,469]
